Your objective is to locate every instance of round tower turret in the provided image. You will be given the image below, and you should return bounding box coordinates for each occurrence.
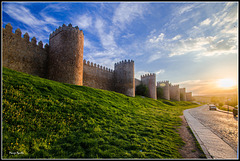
[47,24,84,85]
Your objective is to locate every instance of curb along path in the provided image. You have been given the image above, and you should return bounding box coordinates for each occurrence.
[183,107,237,159]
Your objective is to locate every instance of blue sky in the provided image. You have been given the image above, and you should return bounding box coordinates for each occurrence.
[2,1,238,95]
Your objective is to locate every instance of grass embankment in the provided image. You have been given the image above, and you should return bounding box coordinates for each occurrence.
[217,105,234,112]
[2,67,199,159]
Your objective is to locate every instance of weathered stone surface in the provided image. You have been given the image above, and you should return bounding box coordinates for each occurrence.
[170,84,180,101]
[83,60,114,91]
[186,92,193,101]
[157,80,170,100]
[180,88,187,101]
[48,24,84,85]
[114,60,135,97]
[2,25,48,78]
[141,73,156,99]
[2,23,136,97]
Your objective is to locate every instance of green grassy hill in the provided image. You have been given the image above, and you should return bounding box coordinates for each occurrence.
[2,67,199,159]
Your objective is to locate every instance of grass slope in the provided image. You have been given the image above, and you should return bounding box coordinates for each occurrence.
[2,67,199,159]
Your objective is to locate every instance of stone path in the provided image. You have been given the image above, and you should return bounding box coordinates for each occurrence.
[184,105,238,159]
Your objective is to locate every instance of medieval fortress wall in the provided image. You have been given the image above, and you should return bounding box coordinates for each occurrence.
[157,81,170,100]
[2,23,135,97]
[141,73,157,100]
[83,59,115,91]
[2,23,193,100]
[3,23,49,78]
[48,24,84,85]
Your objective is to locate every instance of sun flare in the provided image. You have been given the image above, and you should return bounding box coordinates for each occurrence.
[217,78,236,88]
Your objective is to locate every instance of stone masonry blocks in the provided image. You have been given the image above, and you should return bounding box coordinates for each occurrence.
[170,84,180,101]
[180,88,187,101]
[114,60,135,97]
[141,73,157,100]
[48,24,84,85]
[157,81,170,100]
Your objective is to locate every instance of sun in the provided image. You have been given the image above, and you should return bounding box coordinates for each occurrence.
[217,78,236,88]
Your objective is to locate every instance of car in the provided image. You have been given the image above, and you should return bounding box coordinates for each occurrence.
[209,104,217,110]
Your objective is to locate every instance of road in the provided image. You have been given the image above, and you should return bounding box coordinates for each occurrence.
[187,105,238,152]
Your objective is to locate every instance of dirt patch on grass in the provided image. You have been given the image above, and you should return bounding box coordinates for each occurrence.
[177,115,206,159]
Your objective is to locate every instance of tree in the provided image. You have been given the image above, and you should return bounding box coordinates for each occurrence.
[135,84,148,97]
[157,87,164,99]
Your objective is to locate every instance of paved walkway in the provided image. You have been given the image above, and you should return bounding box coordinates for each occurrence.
[184,107,238,159]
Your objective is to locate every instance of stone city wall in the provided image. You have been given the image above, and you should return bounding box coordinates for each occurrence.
[180,88,187,101]
[141,73,157,99]
[157,80,170,100]
[114,60,135,97]
[2,23,49,78]
[170,84,180,101]
[83,60,115,91]
[47,24,84,85]
[186,92,193,101]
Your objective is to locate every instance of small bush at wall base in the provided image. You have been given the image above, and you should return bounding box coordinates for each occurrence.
[135,84,149,97]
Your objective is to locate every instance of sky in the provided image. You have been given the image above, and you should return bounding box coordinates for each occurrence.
[2,1,238,96]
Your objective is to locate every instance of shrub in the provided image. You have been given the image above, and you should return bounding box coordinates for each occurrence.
[135,84,148,97]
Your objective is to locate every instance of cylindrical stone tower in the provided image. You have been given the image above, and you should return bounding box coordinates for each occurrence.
[114,60,135,97]
[170,84,180,101]
[157,81,170,100]
[48,24,84,85]
[180,88,187,101]
[141,73,157,100]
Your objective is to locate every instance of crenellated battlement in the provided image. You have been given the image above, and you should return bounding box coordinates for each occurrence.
[140,73,156,99]
[3,23,49,50]
[157,81,170,87]
[3,22,193,99]
[3,23,49,78]
[170,84,179,87]
[49,23,83,39]
[83,59,114,73]
[114,59,134,67]
[141,73,156,79]
[157,80,169,85]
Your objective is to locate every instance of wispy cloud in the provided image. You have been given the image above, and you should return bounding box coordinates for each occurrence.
[112,3,147,30]
[4,3,60,28]
[149,33,164,43]
[200,18,211,26]
[4,4,45,26]
[169,3,237,58]
[177,4,196,15]
[171,34,181,41]
[73,14,93,29]
[147,52,162,63]
[155,69,165,75]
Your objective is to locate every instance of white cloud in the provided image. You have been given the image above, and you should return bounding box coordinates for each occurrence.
[172,35,181,41]
[149,33,164,43]
[200,18,211,26]
[4,4,60,28]
[169,3,237,59]
[155,69,165,75]
[84,38,94,49]
[122,33,134,38]
[147,52,162,63]
[112,3,146,30]
[176,4,196,15]
[95,17,117,50]
[4,4,45,26]
[74,14,93,29]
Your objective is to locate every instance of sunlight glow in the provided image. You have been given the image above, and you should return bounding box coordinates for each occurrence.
[217,78,236,88]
